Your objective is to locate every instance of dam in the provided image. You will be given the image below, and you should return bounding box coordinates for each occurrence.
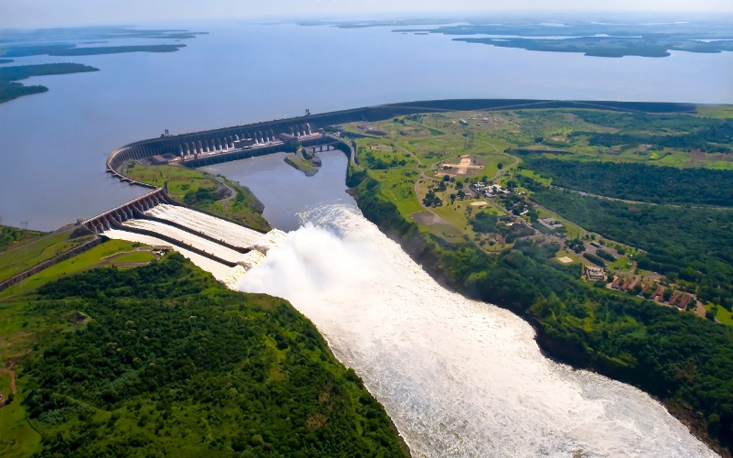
[88,98,714,456]
[83,188,286,286]
[104,98,696,182]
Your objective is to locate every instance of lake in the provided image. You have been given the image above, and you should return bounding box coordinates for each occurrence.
[0,21,731,230]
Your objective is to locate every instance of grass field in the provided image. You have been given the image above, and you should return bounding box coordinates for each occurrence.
[0,230,94,283]
[0,226,46,252]
[697,105,733,119]
[706,304,733,326]
[125,163,270,231]
[125,163,213,199]
[0,240,151,300]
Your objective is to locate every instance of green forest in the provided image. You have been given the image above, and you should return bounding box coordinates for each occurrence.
[568,111,733,153]
[352,173,733,455]
[3,254,408,457]
[524,184,733,309]
[520,157,733,206]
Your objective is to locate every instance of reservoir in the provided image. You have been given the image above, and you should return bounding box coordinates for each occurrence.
[206,151,716,457]
[1,21,732,230]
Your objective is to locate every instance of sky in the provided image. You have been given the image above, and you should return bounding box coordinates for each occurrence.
[1,0,732,28]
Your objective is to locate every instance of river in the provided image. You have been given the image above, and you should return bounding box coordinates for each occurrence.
[215,152,715,457]
[1,21,732,230]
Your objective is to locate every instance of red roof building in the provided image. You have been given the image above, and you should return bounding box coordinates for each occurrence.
[669,291,681,305]
[678,295,691,309]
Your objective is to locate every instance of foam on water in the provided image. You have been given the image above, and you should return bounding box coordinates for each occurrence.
[237,204,716,458]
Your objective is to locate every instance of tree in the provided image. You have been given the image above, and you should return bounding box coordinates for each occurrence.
[450,193,457,204]
[497,163,504,170]
[457,190,466,200]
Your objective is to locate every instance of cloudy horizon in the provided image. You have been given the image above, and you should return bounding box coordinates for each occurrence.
[1,0,732,29]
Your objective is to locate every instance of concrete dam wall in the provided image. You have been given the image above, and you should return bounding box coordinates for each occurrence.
[85,188,286,286]
[106,98,697,182]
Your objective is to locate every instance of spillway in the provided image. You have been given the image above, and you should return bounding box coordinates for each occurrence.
[102,205,286,289]
[122,219,245,264]
[237,204,716,458]
[102,228,236,282]
[145,204,266,249]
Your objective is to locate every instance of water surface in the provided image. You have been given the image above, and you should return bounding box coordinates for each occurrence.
[1,22,731,229]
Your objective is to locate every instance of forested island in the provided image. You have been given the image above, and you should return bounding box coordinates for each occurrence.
[302,17,733,58]
[0,63,99,104]
[339,106,733,455]
[0,26,204,104]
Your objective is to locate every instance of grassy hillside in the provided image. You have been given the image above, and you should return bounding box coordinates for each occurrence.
[0,229,95,283]
[0,226,46,252]
[125,163,270,232]
[0,254,408,457]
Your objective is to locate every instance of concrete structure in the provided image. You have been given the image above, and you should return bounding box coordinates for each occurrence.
[105,99,697,185]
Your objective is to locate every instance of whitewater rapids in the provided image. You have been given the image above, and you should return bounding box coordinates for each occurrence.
[237,204,716,458]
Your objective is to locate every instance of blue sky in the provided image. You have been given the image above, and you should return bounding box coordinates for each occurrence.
[1,0,731,28]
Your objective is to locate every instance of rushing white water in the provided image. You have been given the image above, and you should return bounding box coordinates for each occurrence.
[122,219,245,264]
[105,209,287,287]
[238,204,716,458]
[145,204,266,249]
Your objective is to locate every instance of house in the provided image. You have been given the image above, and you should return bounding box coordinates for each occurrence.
[669,291,681,305]
[651,286,663,300]
[678,295,691,309]
[611,277,623,289]
[621,278,633,290]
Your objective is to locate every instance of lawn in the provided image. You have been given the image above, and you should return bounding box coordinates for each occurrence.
[0,240,149,299]
[0,229,94,282]
[706,304,733,326]
[124,163,270,231]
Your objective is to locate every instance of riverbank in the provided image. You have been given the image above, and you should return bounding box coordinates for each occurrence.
[348,173,732,457]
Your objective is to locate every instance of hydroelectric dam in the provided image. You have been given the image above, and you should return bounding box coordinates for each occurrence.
[96,98,696,286]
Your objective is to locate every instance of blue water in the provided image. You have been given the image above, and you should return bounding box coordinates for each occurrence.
[1,21,731,230]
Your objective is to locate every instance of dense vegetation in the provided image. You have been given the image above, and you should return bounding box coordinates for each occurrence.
[520,157,733,206]
[568,111,733,153]
[7,255,407,457]
[353,173,733,455]
[0,225,45,251]
[526,184,733,309]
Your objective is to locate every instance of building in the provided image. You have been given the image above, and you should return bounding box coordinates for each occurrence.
[678,295,691,309]
[651,286,663,300]
[539,218,564,230]
[586,265,606,282]
[669,291,681,305]
[621,278,633,290]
